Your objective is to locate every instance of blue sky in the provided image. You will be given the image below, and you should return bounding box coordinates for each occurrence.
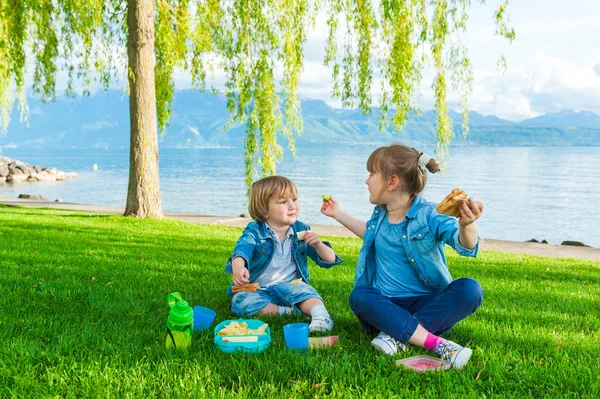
[46,0,600,122]
[284,0,600,121]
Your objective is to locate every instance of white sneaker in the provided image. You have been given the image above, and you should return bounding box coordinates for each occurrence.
[435,340,473,369]
[309,315,334,333]
[371,332,406,355]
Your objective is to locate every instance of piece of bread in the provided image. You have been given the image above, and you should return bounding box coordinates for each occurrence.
[231,282,260,293]
[436,188,469,217]
[296,231,307,240]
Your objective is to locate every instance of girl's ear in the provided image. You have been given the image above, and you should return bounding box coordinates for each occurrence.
[388,175,400,191]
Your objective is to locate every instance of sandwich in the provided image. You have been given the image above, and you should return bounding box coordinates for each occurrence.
[231,282,260,293]
[436,188,469,217]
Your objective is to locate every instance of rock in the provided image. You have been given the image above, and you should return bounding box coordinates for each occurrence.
[36,172,55,182]
[239,213,250,218]
[8,174,28,183]
[55,198,63,203]
[0,156,77,183]
[541,240,548,244]
[561,240,591,248]
[18,194,50,201]
[526,239,539,243]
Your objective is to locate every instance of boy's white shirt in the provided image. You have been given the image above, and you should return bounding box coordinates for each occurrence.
[252,225,298,288]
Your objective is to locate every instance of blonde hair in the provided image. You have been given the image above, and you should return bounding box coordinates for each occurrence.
[248,176,298,221]
[366,143,441,196]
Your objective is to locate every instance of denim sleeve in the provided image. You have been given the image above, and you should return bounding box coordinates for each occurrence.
[428,209,479,258]
[307,241,344,268]
[225,226,257,274]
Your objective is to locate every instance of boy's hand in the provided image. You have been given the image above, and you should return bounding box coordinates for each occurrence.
[303,231,322,248]
[320,195,340,218]
[232,258,250,286]
[458,197,484,227]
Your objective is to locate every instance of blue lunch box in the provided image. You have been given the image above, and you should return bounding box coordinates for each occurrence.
[213,319,271,353]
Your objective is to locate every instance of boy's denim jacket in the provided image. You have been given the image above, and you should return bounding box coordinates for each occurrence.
[225,220,343,296]
[355,195,479,290]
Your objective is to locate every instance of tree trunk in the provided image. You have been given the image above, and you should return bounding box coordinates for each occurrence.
[124,0,163,218]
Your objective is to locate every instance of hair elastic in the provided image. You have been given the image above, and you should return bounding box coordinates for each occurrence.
[418,152,433,175]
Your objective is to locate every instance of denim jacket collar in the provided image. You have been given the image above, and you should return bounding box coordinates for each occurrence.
[256,220,301,240]
[374,194,425,220]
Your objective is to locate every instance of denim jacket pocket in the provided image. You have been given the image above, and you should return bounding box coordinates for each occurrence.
[252,240,273,265]
[295,241,308,258]
[410,226,437,255]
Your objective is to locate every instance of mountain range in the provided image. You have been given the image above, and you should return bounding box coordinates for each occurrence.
[1,89,599,149]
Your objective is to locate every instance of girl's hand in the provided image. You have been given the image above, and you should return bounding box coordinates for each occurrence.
[303,231,322,248]
[232,261,250,286]
[321,195,340,218]
[458,197,484,227]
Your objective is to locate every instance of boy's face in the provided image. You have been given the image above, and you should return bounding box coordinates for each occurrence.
[265,193,299,228]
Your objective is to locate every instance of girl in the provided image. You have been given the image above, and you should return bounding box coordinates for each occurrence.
[321,143,484,369]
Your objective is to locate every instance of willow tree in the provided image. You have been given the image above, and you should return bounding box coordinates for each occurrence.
[0,0,513,218]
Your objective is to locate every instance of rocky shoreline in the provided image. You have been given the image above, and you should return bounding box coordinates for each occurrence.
[0,156,78,183]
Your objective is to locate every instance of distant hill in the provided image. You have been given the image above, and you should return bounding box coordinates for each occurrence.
[521,110,600,128]
[1,89,599,149]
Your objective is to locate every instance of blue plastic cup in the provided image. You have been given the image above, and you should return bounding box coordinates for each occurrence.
[193,306,216,331]
[283,323,309,351]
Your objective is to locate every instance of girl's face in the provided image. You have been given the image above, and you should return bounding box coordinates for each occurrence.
[265,193,299,228]
[366,172,388,204]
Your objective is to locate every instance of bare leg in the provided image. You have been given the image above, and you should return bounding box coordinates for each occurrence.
[407,324,429,346]
[255,303,280,316]
[296,297,323,316]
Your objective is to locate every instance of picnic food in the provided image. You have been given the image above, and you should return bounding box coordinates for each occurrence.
[436,188,469,217]
[309,335,339,349]
[231,282,260,293]
[217,321,269,336]
[322,194,331,201]
[296,231,307,240]
[222,336,259,343]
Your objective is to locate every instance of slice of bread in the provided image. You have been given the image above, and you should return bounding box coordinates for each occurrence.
[436,188,468,217]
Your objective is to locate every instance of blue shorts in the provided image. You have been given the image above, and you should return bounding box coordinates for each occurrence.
[231,281,323,316]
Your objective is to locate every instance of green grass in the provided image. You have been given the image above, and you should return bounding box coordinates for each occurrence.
[1,207,599,398]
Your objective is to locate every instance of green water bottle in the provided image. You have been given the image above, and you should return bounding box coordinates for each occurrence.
[166,292,193,349]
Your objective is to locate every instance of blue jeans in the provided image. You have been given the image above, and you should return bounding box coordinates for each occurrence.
[231,281,323,316]
[349,278,483,343]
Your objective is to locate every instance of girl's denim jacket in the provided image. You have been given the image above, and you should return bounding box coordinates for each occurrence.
[225,220,343,296]
[355,195,479,290]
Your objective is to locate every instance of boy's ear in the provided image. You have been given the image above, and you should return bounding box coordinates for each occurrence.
[388,175,400,191]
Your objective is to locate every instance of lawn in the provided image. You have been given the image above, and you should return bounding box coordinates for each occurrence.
[1,206,599,398]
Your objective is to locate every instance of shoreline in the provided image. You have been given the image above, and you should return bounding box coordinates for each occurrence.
[1,196,599,261]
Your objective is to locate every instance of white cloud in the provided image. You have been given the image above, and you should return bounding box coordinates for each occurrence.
[467,51,600,120]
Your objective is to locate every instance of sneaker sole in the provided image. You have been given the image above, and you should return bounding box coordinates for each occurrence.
[371,339,397,355]
[451,347,473,369]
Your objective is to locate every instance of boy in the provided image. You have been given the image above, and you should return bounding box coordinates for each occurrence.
[225,176,343,333]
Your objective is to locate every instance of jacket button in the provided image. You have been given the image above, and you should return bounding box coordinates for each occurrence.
[403,235,406,239]
[418,234,422,238]
[410,259,415,262]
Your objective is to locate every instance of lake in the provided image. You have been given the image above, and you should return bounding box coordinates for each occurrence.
[1,146,599,247]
